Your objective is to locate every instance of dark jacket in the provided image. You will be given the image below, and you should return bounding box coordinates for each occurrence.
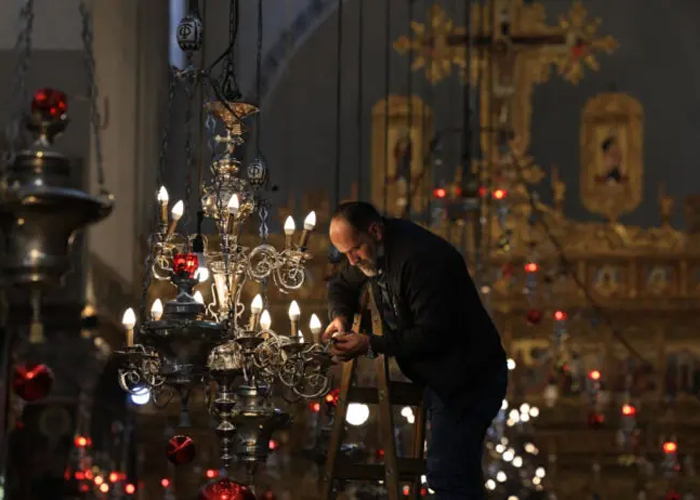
[327,217,507,411]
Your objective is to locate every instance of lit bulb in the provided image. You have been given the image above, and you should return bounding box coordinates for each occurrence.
[157,186,169,203]
[227,194,239,214]
[284,216,296,235]
[122,308,136,329]
[303,211,316,230]
[260,310,272,330]
[150,299,163,321]
[345,403,370,426]
[251,294,263,314]
[171,200,184,221]
[288,300,301,321]
[194,291,204,304]
[297,329,305,343]
[195,267,209,282]
[309,314,322,335]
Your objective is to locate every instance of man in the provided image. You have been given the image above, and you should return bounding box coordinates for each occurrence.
[324,201,508,499]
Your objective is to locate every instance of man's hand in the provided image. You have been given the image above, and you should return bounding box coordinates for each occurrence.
[323,316,350,342]
[329,333,370,361]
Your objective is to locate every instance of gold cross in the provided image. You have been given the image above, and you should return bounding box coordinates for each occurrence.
[394,1,618,86]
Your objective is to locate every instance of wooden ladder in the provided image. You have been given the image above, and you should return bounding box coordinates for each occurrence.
[320,288,427,500]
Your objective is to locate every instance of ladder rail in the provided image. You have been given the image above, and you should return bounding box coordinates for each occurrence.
[320,287,427,500]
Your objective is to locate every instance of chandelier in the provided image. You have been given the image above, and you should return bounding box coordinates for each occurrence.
[115,0,332,484]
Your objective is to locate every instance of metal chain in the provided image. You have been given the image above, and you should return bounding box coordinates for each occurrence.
[2,0,35,173]
[221,0,241,100]
[139,71,177,325]
[79,0,108,195]
[255,0,263,151]
[183,77,197,251]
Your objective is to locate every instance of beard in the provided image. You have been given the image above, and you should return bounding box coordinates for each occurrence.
[354,242,383,277]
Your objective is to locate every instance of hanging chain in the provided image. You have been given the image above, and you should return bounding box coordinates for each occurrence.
[255,0,264,152]
[2,0,35,174]
[221,0,241,100]
[139,71,177,324]
[183,77,198,251]
[79,0,108,195]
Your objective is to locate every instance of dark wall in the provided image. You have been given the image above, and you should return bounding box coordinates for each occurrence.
[260,0,698,229]
[530,0,700,228]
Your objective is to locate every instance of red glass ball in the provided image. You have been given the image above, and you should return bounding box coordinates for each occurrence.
[173,253,198,278]
[525,309,542,325]
[200,479,256,500]
[587,410,604,429]
[166,435,196,466]
[12,363,53,401]
[31,88,68,120]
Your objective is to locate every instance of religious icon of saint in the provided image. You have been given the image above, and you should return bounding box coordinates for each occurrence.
[595,133,627,185]
[393,129,413,181]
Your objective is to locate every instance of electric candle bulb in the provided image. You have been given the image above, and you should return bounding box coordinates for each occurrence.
[171,200,184,221]
[297,329,305,344]
[157,186,169,225]
[288,300,301,321]
[150,299,163,321]
[284,216,296,235]
[284,216,296,249]
[195,267,209,283]
[226,194,240,235]
[227,194,239,214]
[166,200,184,238]
[303,211,316,231]
[299,211,316,248]
[309,314,322,343]
[194,291,204,304]
[288,300,300,337]
[122,308,136,347]
[251,294,263,314]
[260,310,272,331]
[248,294,264,331]
[157,186,169,203]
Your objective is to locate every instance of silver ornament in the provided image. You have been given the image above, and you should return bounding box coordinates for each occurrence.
[176,14,203,52]
[247,157,268,187]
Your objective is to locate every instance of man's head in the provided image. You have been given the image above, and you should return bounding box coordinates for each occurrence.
[329,202,384,277]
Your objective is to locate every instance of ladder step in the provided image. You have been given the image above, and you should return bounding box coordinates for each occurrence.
[347,382,424,406]
[334,458,427,481]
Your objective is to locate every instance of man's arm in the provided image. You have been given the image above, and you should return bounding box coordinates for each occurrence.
[326,261,368,323]
[369,251,458,358]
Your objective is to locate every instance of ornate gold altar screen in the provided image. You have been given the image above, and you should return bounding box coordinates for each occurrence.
[362,1,700,498]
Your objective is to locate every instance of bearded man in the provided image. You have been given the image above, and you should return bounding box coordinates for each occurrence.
[324,201,507,500]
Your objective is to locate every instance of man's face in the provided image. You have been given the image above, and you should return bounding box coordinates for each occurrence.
[329,218,383,277]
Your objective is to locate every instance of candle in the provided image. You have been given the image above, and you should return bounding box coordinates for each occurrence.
[150,299,163,321]
[299,211,316,249]
[284,216,296,249]
[260,309,272,331]
[309,313,322,344]
[249,294,263,330]
[166,200,184,238]
[226,194,240,235]
[288,300,300,336]
[122,308,136,347]
[157,186,169,226]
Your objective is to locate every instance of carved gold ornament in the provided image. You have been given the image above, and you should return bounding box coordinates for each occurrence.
[549,2,619,84]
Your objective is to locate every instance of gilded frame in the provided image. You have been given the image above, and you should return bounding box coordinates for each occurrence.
[580,92,644,221]
[371,95,434,217]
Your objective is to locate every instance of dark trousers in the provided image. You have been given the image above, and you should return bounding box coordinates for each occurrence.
[425,367,508,499]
